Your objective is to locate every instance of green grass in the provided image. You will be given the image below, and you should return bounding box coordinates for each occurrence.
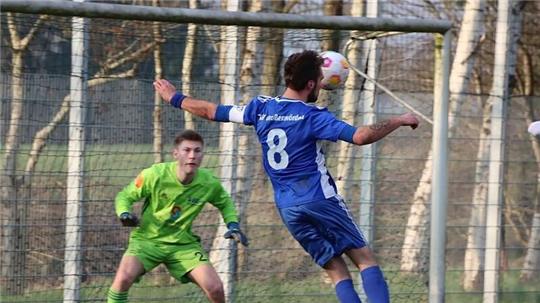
[2,275,339,303]
[4,269,539,303]
[3,144,540,302]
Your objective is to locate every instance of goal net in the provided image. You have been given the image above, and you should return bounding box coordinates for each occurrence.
[0,1,450,302]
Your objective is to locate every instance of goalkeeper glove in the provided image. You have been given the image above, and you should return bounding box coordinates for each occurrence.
[224,222,249,247]
[119,212,139,227]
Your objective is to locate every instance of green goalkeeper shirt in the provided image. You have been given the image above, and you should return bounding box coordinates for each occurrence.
[115,162,239,245]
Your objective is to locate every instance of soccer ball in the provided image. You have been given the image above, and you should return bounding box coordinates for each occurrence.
[529,121,540,136]
[320,51,349,90]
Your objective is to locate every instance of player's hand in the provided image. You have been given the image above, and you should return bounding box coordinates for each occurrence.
[224,222,249,247]
[119,212,139,227]
[153,79,180,104]
[399,112,419,129]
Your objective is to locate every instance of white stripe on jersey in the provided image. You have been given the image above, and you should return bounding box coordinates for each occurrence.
[315,141,337,198]
[229,105,245,123]
[337,198,368,245]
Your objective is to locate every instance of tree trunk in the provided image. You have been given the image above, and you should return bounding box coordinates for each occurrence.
[1,13,153,295]
[209,2,240,300]
[182,0,198,130]
[1,51,25,295]
[235,0,264,271]
[335,0,365,201]
[1,14,49,293]
[322,0,342,52]
[463,77,491,290]
[260,0,285,97]
[317,0,343,110]
[400,0,485,272]
[520,149,540,281]
[482,1,523,300]
[152,0,164,163]
[520,46,540,280]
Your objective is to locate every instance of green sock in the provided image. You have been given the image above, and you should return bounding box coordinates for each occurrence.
[107,288,128,303]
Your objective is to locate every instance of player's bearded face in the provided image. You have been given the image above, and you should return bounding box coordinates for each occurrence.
[307,86,318,103]
[173,140,204,174]
[306,72,323,103]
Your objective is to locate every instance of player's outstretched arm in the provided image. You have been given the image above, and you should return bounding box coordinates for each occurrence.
[353,112,419,145]
[154,79,218,121]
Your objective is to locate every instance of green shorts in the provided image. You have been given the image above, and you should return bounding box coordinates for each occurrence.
[125,238,210,284]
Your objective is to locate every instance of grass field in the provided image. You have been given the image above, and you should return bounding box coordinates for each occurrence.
[3,143,539,302]
[3,269,539,302]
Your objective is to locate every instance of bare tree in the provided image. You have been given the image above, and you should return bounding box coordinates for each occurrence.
[518,43,540,281]
[1,14,156,295]
[25,39,156,179]
[1,13,49,295]
[401,0,485,273]
[322,0,342,52]
[317,0,343,110]
[482,1,523,299]
[335,1,364,208]
[181,0,198,131]
[235,0,264,270]
[209,1,241,300]
[463,69,491,290]
[152,0,164,163]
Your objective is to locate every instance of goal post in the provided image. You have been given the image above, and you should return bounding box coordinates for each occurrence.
[0,1,451,302]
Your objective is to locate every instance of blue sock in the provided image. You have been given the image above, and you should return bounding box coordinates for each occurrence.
[335,279,361,303]
[361,266,389,303]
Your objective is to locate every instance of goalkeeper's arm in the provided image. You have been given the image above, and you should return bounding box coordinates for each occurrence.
[119,212,139,227]
[224,222,249,247]
[115,169,151,227]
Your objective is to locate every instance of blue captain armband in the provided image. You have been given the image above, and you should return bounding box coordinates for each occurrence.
[170,92,187,108]
[215,105,233,122]
[338,124,357,143]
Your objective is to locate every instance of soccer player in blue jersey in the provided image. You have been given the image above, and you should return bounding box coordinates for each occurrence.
[154,50,419,303]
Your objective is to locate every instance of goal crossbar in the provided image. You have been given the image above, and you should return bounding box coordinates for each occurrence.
[0,0,451,33]
[0,2,452,303]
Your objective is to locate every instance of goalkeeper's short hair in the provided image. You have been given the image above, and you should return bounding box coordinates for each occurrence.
[175,130,204,146]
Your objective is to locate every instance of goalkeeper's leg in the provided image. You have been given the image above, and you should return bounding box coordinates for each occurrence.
[108,255,145,303]
[187,264,225,303]
[345,247,390,303]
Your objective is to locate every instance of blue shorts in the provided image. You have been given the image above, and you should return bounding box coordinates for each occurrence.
[278,197,367,267]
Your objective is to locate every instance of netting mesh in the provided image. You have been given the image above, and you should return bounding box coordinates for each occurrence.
[1,1,540,303]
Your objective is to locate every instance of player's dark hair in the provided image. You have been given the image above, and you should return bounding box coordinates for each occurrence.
[284,50,323,91]
[174,130,204,146]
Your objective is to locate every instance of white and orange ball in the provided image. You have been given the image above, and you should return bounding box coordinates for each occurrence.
[320,51,349,90]
[529,121,540,136]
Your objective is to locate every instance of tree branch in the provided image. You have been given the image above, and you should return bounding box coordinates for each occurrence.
[6,13,21,50]
[23,67,138,179]
[19,15,49,50]
[283,0,300,13]
[97,41,155,76]
[7,14,49,51]
[505,197,529,246]
[421,0,442,19]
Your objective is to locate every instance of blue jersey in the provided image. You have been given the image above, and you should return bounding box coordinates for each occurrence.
[231,96,351,208]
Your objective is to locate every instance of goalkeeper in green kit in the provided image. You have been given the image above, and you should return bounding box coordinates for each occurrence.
[107,130,248,303]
